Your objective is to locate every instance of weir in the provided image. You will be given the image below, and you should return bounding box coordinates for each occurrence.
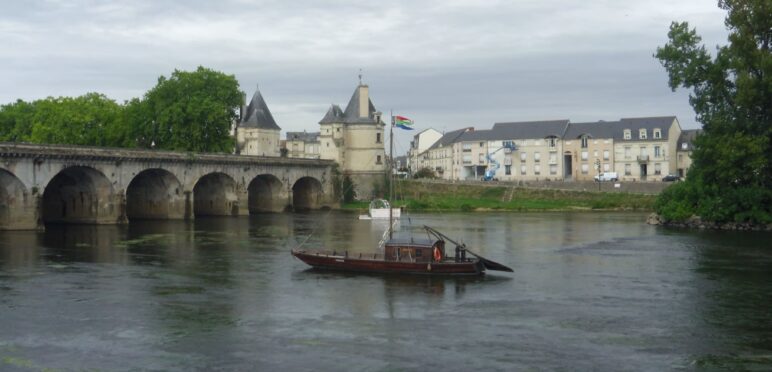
[0,142,337,230]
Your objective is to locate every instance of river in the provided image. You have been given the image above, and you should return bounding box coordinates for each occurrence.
[0,211,770,371]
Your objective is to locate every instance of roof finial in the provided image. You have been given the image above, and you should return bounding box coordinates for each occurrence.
[358,68,363,85]
[256,83,259,91]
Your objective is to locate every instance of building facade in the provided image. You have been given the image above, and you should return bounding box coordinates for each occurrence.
[285,131,320,159]
[412,116,692,182]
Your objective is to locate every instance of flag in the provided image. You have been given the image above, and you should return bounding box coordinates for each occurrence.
[393,115,414,130]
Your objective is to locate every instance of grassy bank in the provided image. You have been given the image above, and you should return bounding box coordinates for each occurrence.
[343,181,655,212]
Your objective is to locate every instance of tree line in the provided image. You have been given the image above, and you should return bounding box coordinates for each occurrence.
[0,66,241,153]
[654,0,770,224]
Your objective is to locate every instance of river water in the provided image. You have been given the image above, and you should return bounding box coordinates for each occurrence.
[0,211,770,371]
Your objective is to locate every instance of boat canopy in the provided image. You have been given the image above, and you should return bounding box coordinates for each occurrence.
[384,237,437,247]
[369,199,391,210]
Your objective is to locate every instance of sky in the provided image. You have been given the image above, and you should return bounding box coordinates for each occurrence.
[1,0,729,155]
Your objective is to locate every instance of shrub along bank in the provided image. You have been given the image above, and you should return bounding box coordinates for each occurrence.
[343,181,655,212]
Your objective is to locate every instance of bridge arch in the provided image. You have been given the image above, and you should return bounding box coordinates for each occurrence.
[248,174,282,213]
[0,169,29,229]
[42,166,115,225]
[193,172,238,217]
[292,177,322,211]
[126,169,184,220]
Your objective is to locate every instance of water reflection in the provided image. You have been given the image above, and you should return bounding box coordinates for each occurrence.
[0,212,770,370]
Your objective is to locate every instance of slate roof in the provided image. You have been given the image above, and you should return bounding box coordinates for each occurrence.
[319,105,344,124]
[319,85,383,125]
[239,89,281,130]
[564,121,620,139]
[426,127,474,150]
[490,120,570,140]
[677,129,701,151]
[286,131,320,142]
[612,116,678,141]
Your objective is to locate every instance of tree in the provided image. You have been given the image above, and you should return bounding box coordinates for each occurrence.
[28,93,123,146]
[654,0,771,223]
[130,66,242,152]
[0,99,35,142]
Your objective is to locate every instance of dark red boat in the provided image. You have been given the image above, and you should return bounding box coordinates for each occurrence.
[291,226,513,276]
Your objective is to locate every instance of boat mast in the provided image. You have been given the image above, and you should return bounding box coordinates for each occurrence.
[389,110,394,240]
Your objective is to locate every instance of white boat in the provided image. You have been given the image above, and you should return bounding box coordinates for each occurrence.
[358,199,401,220]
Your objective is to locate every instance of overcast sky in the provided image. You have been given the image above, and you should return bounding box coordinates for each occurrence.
[1,0,728,153]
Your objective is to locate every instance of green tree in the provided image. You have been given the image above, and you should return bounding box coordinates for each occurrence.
[654,0,771,223]
[130,66,242,152]
[0,99,35,142]
[27,93,123,146]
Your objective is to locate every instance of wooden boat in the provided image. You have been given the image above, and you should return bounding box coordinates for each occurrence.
[292,115,512,276]
[291,226,513,276]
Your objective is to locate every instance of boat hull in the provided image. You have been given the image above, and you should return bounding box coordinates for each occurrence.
[291,250,484,276]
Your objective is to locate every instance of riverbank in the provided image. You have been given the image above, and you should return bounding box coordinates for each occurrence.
[344,180,655,212]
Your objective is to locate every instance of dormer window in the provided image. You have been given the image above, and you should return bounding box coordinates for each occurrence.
[623,129,631,140]
[547,137,557,148]
[639,129,647,139]
[653,128,662,139]
[580,135,589,148]
[682,142,688,150]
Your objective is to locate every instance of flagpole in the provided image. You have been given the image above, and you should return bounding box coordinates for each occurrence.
[389,109,394,240]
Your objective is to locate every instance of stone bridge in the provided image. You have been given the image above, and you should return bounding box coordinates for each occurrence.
[0,142,338,230]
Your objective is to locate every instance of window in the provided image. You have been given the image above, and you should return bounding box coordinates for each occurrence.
[603,150,610,160]
[654,163,662,175]
[624,146,631,158]
[547,137,557,148]
[625,164,631,175]
[593,150,598,158]
[623,129,631,140]
[678,154,683,163]
[479,142,484,147]
[640,146,646,156]
[580,136,589,148]
[478,154,485,164]
[653,129,661,139]
[654,146,661,158]
[337,128,340,132]
[326,142,329,147]
[505,165,511,175]
[520,165,527,175]
[376,133,381,143]
[581,164,589,174]
[681,142,688,150]
[581,151,588,160]
[550,164,557,175]
[639,129,647,139]
[534,152,541,162]
[462,155,472,164]
[520,152,527,162]
[534,164,541,175]
[376,155,382,164]
[462,143,472,152]
[603,163,610,171]
[549,153,557,163]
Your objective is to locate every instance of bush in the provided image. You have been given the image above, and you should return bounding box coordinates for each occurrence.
[413,167,436,179]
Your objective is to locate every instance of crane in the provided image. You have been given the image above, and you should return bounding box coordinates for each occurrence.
[482,141,517,181]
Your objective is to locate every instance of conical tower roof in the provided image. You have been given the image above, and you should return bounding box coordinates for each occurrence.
[240,89,281,130]
[342,85,379,124]
[319,104,344,124]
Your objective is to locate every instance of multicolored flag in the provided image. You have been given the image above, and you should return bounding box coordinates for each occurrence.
[393,115,414,130]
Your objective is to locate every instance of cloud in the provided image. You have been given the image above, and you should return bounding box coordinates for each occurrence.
[0,0,727,150]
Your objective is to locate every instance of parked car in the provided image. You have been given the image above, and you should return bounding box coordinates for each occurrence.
[594,172,619,182]
[662,174,681,182]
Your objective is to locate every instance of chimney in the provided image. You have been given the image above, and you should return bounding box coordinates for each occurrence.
[358,85,369,118]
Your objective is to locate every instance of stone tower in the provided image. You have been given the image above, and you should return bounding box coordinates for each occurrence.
[235,88,281,156]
